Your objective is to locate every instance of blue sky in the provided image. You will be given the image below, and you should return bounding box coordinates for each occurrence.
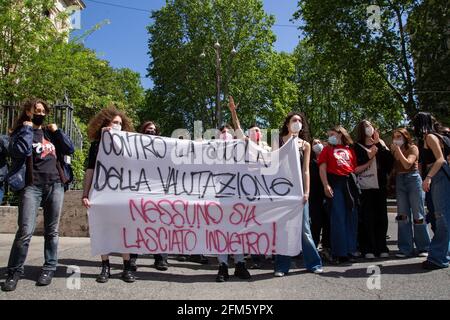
[71,0,302,89]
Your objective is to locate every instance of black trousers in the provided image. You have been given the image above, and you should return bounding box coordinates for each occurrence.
[309,195,330,249]
[359,189,389,255]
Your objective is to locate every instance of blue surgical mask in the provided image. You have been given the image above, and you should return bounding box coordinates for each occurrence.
[328,136,338,145]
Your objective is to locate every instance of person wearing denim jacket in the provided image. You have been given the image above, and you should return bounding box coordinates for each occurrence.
[391,128,430,258]
[2,99,74,292]
[413,112,450,270]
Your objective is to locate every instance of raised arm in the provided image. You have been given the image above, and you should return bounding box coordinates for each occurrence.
[228,96,245,139]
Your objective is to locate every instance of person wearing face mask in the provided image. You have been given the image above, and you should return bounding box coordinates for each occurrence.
[390,128,430,259]
[273,112,323,277]
[354,121,394,260]
[125,121,172,272]
[215,121,252,282]
[2,99,75,292]
[81,107,137,284]
[218,124,234,141]
[309,139,331,261]
[228,96,271,269]
[318,126,370,264]
[228,96,271,151]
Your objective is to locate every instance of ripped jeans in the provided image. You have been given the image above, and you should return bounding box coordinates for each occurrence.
[396,171,431,256]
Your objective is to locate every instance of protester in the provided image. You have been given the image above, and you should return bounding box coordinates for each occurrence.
[81,107,136,283]
[0,134,9,204]
[274,112,323,276]
[354,120,394,259]
[228,96,271,269]
[2,99,74,292]
[129,121,170,272]
[215,119,251,282]
[309,138,331,260]
[390,128,430,258]
[318,126,370,264]
[413,112,450,270]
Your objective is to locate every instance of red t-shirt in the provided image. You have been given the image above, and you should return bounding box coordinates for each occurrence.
[318,145,357,176]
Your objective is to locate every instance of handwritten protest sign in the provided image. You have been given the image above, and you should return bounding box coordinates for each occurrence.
[88,130,304,256]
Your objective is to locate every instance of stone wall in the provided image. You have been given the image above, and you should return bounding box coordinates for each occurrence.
[0,190,89,237]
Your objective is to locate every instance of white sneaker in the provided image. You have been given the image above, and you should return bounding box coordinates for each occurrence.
[379,252,389,258]
[313,267,324,274]
[274,272,285,277]
[365,253,375,259]
[418,251,429,258]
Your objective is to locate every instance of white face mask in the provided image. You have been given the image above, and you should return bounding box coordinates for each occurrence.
[393,138,404,147]
[291,121,302,133]
[220,132,233,140]
[111,123,122,131]
[365,126,374,137]
[313,143,324,154]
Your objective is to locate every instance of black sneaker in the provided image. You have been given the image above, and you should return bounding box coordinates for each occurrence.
[249,263,262,269]
[177,255,188,262]
[36,270,54,286]
[422,260,447,270]
[96,260,111,283]
[234,262,251,280]
[2,271,21,292]
[154,257,169,271]
[216,263,229,282]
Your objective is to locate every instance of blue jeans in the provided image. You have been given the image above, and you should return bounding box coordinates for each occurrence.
[0,181,4,204]
[218,254,245,266]
[427,166,450,268]
[396,171,431,256]
[7,183,65,273]
[328,178,358,257]
[275,203,323,273]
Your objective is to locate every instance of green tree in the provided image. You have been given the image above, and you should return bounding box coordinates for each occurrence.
[0,0,65,100]
[292,39,403,138]
[144,0,296,134]
[293,0,449,122]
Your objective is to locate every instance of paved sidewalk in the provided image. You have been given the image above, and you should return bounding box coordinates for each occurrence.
[1,213,449,300]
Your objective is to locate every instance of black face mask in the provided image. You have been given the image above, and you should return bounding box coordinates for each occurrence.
[145,130,156,135]
[31,114,45,126]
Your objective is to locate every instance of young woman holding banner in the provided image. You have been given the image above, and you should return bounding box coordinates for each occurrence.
[81,107,136,283]
[273,112,323,277]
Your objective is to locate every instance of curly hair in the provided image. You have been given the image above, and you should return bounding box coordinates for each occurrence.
[87,106,134,141]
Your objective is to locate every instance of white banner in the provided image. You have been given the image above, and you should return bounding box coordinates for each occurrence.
[88,130,304,256]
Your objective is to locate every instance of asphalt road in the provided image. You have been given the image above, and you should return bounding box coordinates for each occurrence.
[1,213,449,300]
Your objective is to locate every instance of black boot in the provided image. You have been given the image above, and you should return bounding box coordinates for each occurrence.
[96,260,110,283]
[129,254,138,271]
[216,263,229,282]
[234,262,251,280]
[154,254,169,271]
[121,260,136,283]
